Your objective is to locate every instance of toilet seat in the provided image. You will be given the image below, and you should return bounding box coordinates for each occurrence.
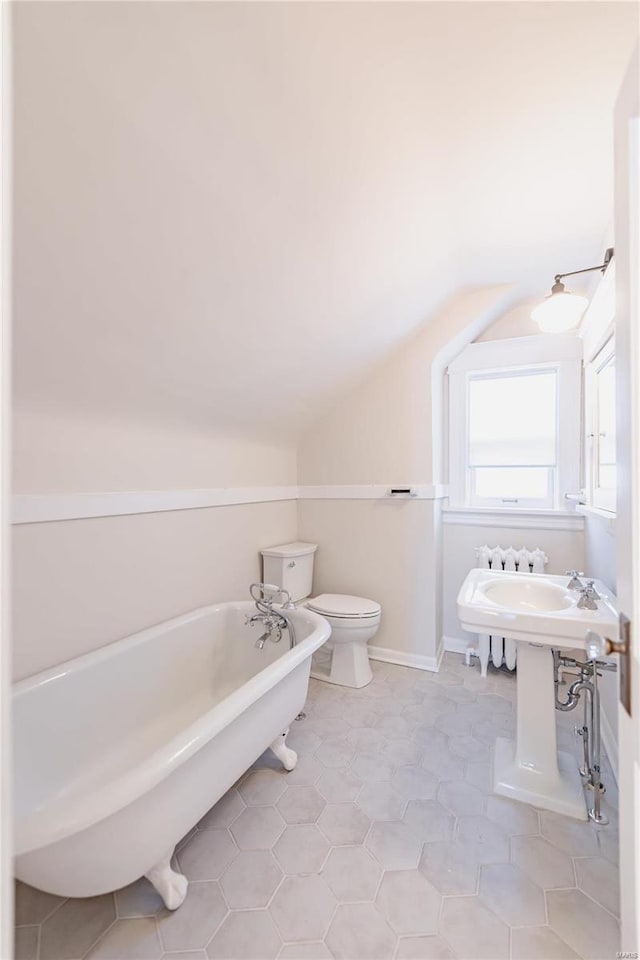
[306,594,381,619]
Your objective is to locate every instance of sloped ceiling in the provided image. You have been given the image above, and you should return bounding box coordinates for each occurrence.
[12,1,638,439]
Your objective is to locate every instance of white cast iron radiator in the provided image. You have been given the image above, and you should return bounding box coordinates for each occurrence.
[465,545,548,677]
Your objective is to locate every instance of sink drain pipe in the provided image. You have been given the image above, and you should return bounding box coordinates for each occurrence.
[553,650,616,824]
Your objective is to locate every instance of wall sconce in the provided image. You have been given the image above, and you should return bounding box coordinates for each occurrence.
[531,247,614,333]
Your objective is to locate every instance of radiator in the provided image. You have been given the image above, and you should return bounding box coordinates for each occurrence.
[465,545,548,677]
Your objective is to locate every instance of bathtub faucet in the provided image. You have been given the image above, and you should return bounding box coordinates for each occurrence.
[247,583,297,649]
[245,611,285,647]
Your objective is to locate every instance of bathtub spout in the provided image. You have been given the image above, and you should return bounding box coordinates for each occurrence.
[255,632,269,650]
[145,849,188,910]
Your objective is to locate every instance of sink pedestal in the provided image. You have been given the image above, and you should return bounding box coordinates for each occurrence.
[493,640,587,820]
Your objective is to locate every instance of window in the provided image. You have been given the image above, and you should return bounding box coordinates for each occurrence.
[467,370,557,506]
[448,336,582,510]
[585,337,616,512]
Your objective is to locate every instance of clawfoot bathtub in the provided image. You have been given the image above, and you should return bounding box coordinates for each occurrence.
[13,601,330,909]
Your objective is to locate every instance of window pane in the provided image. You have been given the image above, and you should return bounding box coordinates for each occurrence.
[473,467,550,500]
[597,355,616,489]
[468,372,557,466]
[599,465,617,490]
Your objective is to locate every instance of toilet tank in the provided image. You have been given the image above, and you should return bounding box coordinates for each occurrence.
[260,542,318,602]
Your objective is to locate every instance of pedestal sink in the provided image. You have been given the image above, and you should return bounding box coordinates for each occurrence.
[457,569,618,820]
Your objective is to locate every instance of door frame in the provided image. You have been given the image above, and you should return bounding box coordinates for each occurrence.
[614,45,640,954]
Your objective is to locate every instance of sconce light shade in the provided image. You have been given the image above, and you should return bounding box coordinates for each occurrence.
[531,280,589,333]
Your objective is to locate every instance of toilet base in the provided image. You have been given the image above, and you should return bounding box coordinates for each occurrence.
[310,640,373,688]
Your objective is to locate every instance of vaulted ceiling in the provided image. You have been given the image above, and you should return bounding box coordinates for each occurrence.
[12,1,638,438]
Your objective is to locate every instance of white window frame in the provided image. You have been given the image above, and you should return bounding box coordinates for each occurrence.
[581,258,616,517]
[448,335,582,511]
[585,335,616,514]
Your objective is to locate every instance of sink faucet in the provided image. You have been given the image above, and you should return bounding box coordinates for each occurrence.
[566,570,585,591]
[576,580,600,610]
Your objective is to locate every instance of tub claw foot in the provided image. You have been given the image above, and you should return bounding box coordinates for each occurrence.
[270,728,297,771]
[145,851,188,910]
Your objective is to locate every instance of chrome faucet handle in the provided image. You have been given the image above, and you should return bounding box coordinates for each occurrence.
[566,570,585,590]
[576,581,600,610]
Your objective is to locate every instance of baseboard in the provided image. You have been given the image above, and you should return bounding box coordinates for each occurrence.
[443,635,474,657]
[368,644,442,673]
[599,705,619,785]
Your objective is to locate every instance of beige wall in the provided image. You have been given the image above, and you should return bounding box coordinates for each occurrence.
[14,289,513,680]
[13,3,633,442]
[13,500,297,680]
[12,408,298,680]
[13,409,296,493]
[298,499,440,665]
[298,287,514,486]
[475,303,541,342]
[296,288,514,665]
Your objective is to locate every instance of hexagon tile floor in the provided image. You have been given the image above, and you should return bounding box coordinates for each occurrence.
[14,654,620,960]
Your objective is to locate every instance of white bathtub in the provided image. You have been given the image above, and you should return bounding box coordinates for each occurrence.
[13,601,330,908]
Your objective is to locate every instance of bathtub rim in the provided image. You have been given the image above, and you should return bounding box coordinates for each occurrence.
[13,600,330,856]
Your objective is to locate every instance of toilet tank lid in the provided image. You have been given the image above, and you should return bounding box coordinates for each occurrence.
[261,541,318,558]
[307,594,381,617]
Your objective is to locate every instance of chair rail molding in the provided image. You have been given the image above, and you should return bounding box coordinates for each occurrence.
[13,483,450,524]
[12,487,300,524]
[299,484,449,501]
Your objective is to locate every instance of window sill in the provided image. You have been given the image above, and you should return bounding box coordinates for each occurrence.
[576,504,616,532]
[442,506,585,531]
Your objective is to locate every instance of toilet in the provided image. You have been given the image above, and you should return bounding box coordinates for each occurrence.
[260,541,381,688]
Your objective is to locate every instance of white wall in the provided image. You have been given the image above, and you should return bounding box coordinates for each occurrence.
[12,408,297,680]
[583,511,618,771]
[584,516,616,597]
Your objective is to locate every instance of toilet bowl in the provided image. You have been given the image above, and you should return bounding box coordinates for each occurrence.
[306,594,381,688]
[260,542,382,689]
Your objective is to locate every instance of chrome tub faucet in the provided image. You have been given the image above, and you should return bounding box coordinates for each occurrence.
[245,583,297,649]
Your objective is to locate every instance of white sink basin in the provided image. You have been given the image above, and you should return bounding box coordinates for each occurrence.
[483,579,573,613]
[457,569,617,648]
